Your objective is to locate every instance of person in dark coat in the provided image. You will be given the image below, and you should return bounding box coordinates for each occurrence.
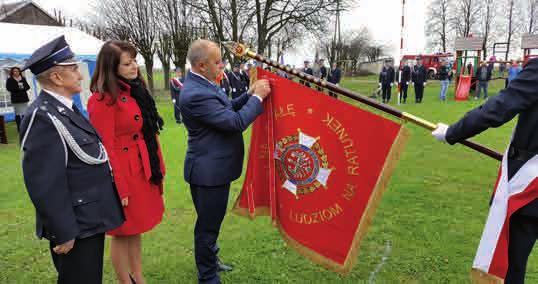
[412,57,428,103]
[474,61,493,100]
[170,67,184,123]
[379,59,395,103]
[228,63,248,99]
[19,35,124,284]
[319,59,328,80]
[5,66,31,132]
[179,39,271,284]
[399,59,412,103]
[239,63,250,86]
[327,62,342,98]
[432,58,538,284]
[301,60,313,87]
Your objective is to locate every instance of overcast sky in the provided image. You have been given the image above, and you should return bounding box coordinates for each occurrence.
[30,0,427,66]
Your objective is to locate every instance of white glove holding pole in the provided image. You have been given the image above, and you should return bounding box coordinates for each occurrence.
[432,123,448,143]
[378,83,382,88]
[423,82,426,86]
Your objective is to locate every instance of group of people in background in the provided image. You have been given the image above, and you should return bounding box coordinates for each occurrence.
[301,59,342,98]
[379,56,429,104]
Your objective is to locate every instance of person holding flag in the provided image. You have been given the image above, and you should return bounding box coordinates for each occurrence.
[180,39,271,284]
[432,58,538,283]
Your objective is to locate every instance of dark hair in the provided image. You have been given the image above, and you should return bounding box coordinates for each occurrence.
[90,40,148,103]
[9,67,21,77]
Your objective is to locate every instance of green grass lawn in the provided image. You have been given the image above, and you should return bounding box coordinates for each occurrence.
[1,77,536,283]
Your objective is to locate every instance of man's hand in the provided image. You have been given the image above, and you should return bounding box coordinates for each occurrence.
[378,83,382,87]
[121,197,128,207]
[432,123,448,143]
[53,239,75,255]
[423,82,427,86]
[252,79,271,100]
[390,83,394,87]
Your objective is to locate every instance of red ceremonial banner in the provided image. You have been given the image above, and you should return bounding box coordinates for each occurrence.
[233,68,408,274]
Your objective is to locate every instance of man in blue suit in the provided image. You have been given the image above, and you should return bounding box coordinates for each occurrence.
[179,39,271,284]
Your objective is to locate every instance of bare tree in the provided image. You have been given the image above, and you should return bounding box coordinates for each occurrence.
[253,0,355,55]
[95,0,158,92]
[156,33,173,90]
[527,0,538,34]
[503,0,524,60]
[451,0,481,38]
[426,0,452,53]
[480,0,495,60]
[159,0,208,70]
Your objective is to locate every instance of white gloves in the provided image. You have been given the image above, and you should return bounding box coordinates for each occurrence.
[432,123,448,143]
[423,82,427,86]
[378,83,382,87]
[172,99,176,104]
[412,82,415,86]
[390,83,394,87]
[406,82,409,85]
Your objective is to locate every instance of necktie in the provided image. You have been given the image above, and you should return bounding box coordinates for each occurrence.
[72,104,82,116]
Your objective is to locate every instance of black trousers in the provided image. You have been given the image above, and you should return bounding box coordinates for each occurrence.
[15,114,22,133]
[172,94,181,123]
[505,212,538,284]
[414,84,424,103]
[381,84,392,102]
[190,184,231,284]
[400,83,408,102]
[49,233,105,284]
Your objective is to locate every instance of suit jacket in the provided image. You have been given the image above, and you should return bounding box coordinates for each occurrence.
[446,58,538,216]
[179,71,263,186]
[20,91,124,244]
[412,65,428,84]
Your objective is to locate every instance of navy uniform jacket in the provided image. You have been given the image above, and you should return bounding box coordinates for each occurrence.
[412,65,428,84]
[379,66,395,85]
[400,65,412,83]
[179,71,263,186]
[228,71,248,99]
[446,58,538,216]
[20,91,124,244]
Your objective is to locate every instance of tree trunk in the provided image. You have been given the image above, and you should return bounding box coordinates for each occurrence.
[144,57,155,93]
[163,64,170,91]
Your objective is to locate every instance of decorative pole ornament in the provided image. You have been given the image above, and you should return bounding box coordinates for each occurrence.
[222,41,502,161]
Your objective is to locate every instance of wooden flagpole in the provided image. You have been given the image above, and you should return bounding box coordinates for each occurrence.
[223,41,502,161]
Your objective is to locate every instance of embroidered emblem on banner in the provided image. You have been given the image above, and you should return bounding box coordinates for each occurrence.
[275,129,332,197]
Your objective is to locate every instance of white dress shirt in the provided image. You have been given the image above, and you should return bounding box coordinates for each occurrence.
[43,89,74,111]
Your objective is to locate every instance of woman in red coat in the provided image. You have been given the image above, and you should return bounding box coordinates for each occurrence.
[88,40,165,284]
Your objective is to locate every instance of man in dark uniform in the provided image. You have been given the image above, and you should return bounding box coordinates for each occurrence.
[379,59,395,104]
[412,57,428,103]
[432,58,538,283]
[239,62,249,86]
[301,60,313,88]
[180,39,271,284]
[170,67,184,124]
[327,62,342,98]
[399,59,412,103]
[228,63,248,99]
[19,35,124,284]
[319,59,328,80]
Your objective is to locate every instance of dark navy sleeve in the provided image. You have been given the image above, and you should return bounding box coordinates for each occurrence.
[21,110,79,243]
[446,60,538,144]
[231,92,250,111]
[183,92,263,132]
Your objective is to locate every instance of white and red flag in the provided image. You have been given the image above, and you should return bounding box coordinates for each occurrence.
[471,146,538,283]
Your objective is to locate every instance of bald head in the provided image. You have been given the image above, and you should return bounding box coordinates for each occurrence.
[187,39,224,82]
[188,39,218,67]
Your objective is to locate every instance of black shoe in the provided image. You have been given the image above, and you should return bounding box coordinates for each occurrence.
[216,257,233,272]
